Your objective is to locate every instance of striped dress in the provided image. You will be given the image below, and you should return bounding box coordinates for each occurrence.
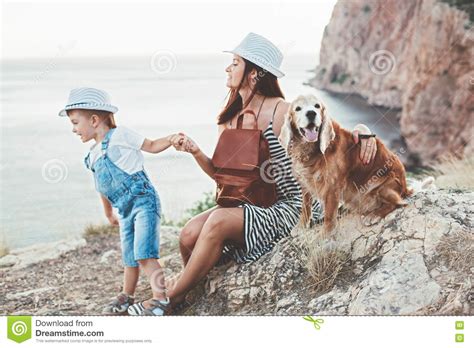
[222,116,323,264]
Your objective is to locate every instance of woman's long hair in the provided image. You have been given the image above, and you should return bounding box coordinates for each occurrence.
[217,58,285,125]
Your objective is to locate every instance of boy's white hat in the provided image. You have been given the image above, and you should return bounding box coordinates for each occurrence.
[223,32,285,78]
[58,87,118,117]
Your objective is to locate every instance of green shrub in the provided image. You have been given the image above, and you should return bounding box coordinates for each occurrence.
[331,72,350,85]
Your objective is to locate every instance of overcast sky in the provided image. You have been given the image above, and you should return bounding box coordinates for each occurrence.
[1,0,337,59]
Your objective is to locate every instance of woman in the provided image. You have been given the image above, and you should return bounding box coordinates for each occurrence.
[132,32,377,314]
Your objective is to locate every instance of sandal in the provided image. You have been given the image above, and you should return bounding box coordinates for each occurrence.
[102,293,134,315]
[128,298,171,316]
[141,298,171,316]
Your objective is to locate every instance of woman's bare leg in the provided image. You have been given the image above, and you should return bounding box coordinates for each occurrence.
[168,207,245,306]
[179,206,219,265]
[164,206,220,291]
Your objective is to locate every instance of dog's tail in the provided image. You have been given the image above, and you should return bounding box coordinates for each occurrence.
[406,176,436,196]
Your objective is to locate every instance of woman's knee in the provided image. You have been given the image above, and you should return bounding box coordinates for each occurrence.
[179,219,201,248]
[200,210,228,241]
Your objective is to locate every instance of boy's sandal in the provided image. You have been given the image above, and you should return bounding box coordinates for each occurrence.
[102,293,134,315]
[141,298,171,316]
[127,302,147,316]
[128,298,171,316]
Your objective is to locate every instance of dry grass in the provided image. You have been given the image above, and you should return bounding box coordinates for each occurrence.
[436,227,474,274]
[429,155,474,189]
[0,242,9,258]
[0,233,9,257]
[416,280,472,315]
[297,227,350,293]
[83,223,119,237]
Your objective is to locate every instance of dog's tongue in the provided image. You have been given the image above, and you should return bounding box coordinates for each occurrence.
[304,128,319,142]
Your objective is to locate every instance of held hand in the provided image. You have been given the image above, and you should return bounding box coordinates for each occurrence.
[352,128,377,165]
[167,133,185,148]
[172,133,200,155]
[182,137,200,155]
[106,213,119,226]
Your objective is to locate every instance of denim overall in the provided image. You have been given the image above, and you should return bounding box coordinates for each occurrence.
[84,128,161,267]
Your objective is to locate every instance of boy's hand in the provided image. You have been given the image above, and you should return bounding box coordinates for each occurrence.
[167,133,185,146]
[106,213,119,226]
[171,133,200,155]
[166,133,177,144]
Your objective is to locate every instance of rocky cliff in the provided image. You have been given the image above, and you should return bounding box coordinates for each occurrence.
[2,189,471,315]
[309,0,473,166]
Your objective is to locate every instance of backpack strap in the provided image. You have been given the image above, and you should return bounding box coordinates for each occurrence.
[236,110,258,129]
[271,100,283,122]
[231,96,266,129]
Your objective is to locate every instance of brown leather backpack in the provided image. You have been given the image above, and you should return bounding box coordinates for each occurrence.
[211,110,278,208]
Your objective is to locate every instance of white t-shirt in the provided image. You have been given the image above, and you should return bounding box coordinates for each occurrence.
[88,126,146,174]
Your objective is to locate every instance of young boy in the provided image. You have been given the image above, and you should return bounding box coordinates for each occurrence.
[59,87,183,316]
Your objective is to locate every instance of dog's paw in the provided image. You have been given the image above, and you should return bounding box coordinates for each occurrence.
[361,214,382,226]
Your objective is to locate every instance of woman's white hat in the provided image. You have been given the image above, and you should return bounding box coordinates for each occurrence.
[58,87,118,117]
[224,32,285,78]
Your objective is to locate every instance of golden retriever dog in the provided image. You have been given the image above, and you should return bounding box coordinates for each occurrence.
[279,95,413,236]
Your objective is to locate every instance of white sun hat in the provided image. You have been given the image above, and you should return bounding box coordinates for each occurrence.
[58,87,119,117]
[224,32,285,78]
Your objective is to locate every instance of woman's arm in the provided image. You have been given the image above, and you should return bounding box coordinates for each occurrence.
[170,132,218,179]
[192,148,216,179]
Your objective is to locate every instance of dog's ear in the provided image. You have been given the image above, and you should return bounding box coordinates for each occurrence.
[319,105,335,154]
[278,112,293,153]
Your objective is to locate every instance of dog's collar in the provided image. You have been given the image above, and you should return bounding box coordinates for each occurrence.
[358,133,376,139]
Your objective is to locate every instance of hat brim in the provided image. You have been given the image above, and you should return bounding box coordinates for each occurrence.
[223,50,285,78]
[58,104,118,117]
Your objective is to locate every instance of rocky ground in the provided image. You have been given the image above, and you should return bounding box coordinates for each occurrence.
[0,227,183,316]
[0,189,472,315]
